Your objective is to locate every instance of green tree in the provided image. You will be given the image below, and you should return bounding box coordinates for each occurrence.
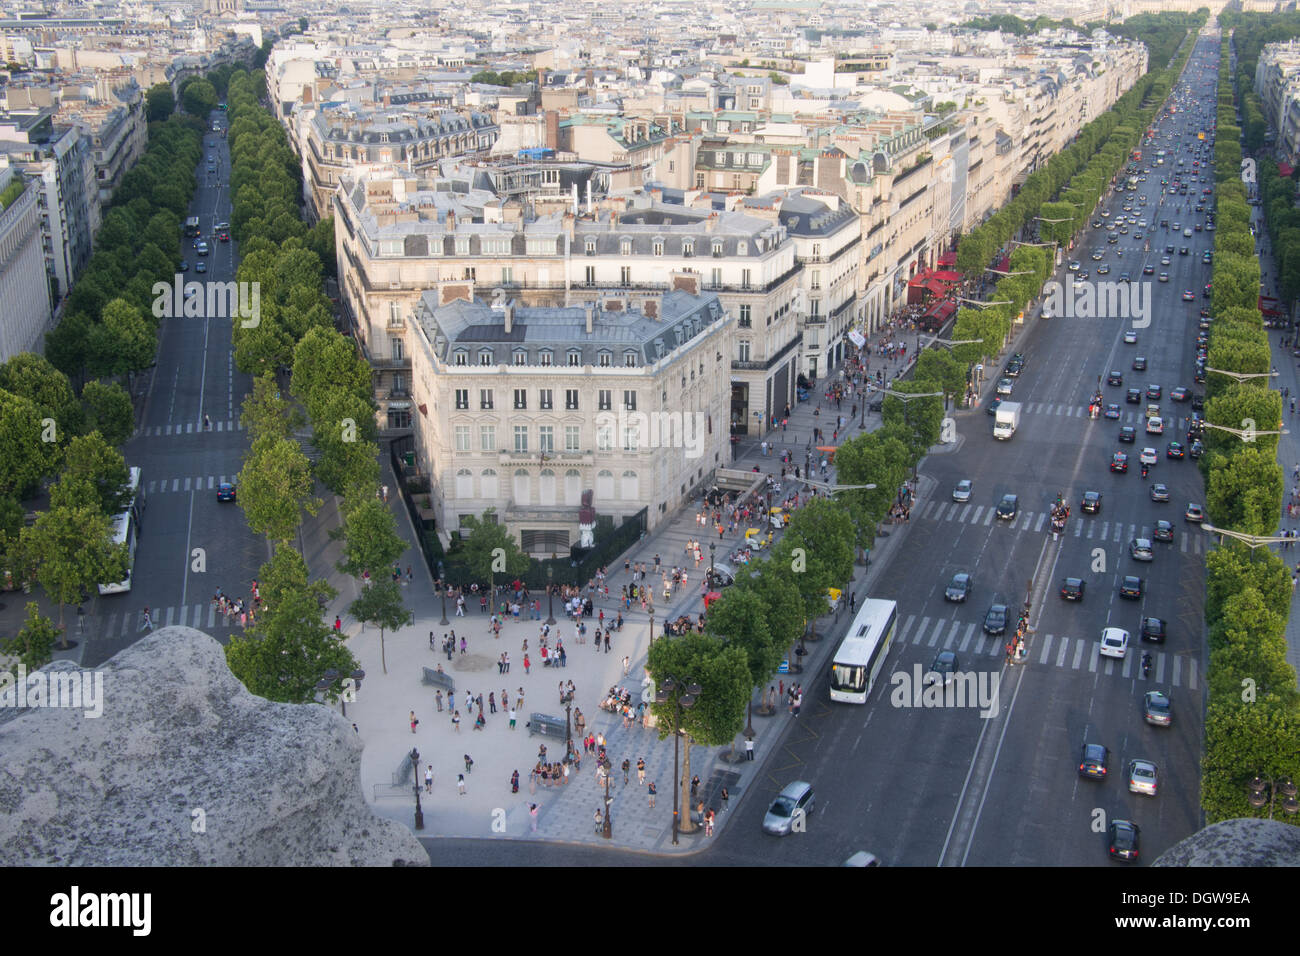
[349,579,409,674]
[0,353,82,442]
[240,372,301,443]
[145,82,175,122]
[336,497,406,580]
[237,436,319,544]
[61,433,129,515]
[0,389,59,497]
[456,510,531,594]
[309,389,380,497]
[225,545,353,703]
[703,586,782,735]
[80,381,134,446]
[2,601,58,675]
[88,298,157,379]
[1205,446,1283,537]
[181,78,218,117]
[769,497,854,637]
[880,381,944,469]
[735,559,804,659]
[646,631,751,828]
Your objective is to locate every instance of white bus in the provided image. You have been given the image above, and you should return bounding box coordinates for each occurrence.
[98,467,146,595]
[829,598,898,704]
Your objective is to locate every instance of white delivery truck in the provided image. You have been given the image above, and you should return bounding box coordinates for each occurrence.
[993,401,1021,440]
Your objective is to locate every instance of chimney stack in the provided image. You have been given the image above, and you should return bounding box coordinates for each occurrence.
[446,210,456,231]
[584,301,595,334]
[562,212,575,241]
[705,212,718,232]
[503,299,514,334]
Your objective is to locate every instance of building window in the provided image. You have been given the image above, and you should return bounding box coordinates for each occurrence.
[387,408,411,429]
[539,425,554,453]
[810,298,821,316]
[513,425,528,453]
[539,350,553,367]
[564,425,581,452]
[653,239,664,256]
[624,350,637,367]
[480,425,496,451]
[621,239,633,256]
[598,352,612,368]
[513,349,527,366]
[596,424,613,451]
[454,425,472,451]
[565,389,579,410]
[462,267,476,280]
[620,266,632,285]
[539,389,553,410]
[585,265,596,286]
[585,240,596,256]
[710,268,722,288]
[810,270,821,290]
[479,349,494,365]
[622,424,639,451]
[737,241,747,255]
[806,329,819,349]
[812,243,822,258]
[682,240,693,257]
[739,304,751,327]
[712,241,724,258]
[454,388,469,410]
[454,350,468,366]
[513,388,527,409]
[455,237,471,255]
[567,349,582,366]
[738,340,750,362]
[501,266,513,285]
[480,389,494,410]
[623,390,637,411]
[598,389,612,411]
[741,268,752,290]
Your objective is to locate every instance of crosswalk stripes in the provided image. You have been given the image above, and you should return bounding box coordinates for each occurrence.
[94,603,242,640]
[893,611,1201,689]
[145,476,235,496]
[915,503,1206,554]
[134,420,244,438]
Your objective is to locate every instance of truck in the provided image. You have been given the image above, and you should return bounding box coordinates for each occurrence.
[993,401,1021,440]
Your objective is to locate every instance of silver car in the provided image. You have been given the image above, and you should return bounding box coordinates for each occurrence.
[1129,537,1154,562]
[1128,759,1158,797]
[762,781,815,836]
[952,479,973,503]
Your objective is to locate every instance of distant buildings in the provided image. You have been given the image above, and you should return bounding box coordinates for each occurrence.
[0,164,55,361]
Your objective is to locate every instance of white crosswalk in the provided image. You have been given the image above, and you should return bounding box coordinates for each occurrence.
[134,420,244,437]
[893,613,1199,689]
[95,602,243,640]
[915,499,1206,554]
[144,475,238,496]
[1008,402,1191,428]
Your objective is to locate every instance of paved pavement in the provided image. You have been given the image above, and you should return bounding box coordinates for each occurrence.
[1255,219,1300,684]
[332,344,928,851]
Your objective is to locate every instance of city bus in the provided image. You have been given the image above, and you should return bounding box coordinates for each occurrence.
[829,597,898,704]
[98,467,146,595]
[184,216,202,237]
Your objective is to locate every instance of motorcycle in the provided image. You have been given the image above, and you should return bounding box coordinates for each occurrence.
[1142,654,1152,678]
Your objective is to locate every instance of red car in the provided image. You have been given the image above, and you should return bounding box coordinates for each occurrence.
[219,231,230,242]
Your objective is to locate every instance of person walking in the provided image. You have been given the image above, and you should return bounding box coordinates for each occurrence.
[691,774,700,799]
[510,769,520,794]
[529,803,539,832]
[409,710,418,734]
[622,655,630,676]
[637,757,646,785]
[745,736,755,761]
[622,758,631,786]
[140,607,154,631]
[705,808,715,837]
[720,786,729,812]
[604,632,611,653]
[648,781,657,809]
[334,615,342,632]
[464,753,474,774]
[424,765,434,794]
[488,692,497,714]
[523,653,531,674]
[451,710,461,731]
[435,690,443,712]
[457,773,466,795]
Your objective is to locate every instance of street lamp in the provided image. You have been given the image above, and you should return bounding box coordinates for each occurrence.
[564,694,573,756]
[649,610,655,646]
[1247,776,1300,819]
[709,541,715,583]
[410,747,424,831]
[1203,367,1279,383]
[1199,421,1288,440]
[601,755,613,839]
[655,676,701,845]
[438,562,449,626]
[545,564,556,625]
[314,666,366,718]
[1199,523,1295,550]
[955,297,1014,308]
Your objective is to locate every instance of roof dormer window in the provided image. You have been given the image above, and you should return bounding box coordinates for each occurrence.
[454,349,468,366]
[479,348,494,366]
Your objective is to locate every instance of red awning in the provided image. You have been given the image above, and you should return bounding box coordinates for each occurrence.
[931,270,963,283]
[924,278,948,297]
[907,270,932,287]
[937,252,956,267]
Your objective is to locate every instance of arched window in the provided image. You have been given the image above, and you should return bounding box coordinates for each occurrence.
[564,469,582,506]
[513,469,530,506]
[620,470,639,501]
[538,468,556,505]
[455,468,473,499]
[596,469,614,501]
[481,468,498,499]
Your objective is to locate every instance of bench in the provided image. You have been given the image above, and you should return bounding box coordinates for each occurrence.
[422,666,455,696]
[392,752,416,787]
[526,712,568,739]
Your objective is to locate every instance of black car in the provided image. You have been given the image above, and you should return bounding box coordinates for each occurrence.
[1188,439,1204,459]
[1079,743,1109,780]
[1179,246,1190,255]
[1081,491,1102,514]
[1132,356,1147,371]
[983,603,1009,635]
[1118,426,1136,443]
[1140,616,1166,643]
[945,572,973,603]
[1126,388,1142,404]
[1119,575,1143,599]
[985,397,1000,416]
[1146,384,1161,400]
[217,481,237,502]
[1142,264,1155,275]
[1170,386,1191,402]
[1060,577,1086,601]
[1190,394,1204,411]
[1153,519,1175,542]
[1107,370,1123,386]
[996,494,1018,519]
[1108,820,1140,862]
[1111,452,1128,473]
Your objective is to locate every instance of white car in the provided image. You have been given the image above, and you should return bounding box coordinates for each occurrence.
[1099,627,1130,659]
[1146,417,1164,434]
[952,479,973,503]
[1123,330,1138,344]
[1139,447,1158,466]
[1128,759,1159,796]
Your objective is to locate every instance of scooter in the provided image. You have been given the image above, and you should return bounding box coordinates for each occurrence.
[1142,653,1152,678]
